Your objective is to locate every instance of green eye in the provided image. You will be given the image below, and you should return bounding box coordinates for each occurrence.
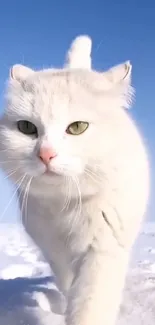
[17,120,38,136]
[66,121,89,135]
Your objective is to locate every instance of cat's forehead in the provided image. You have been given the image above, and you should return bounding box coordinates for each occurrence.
[30,69,93,95]
[26,69,96,119]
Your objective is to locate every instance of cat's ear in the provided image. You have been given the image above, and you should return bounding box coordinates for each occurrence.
[64,35,92,69]
[91,61,133,109]
[10,64,34,82]
[102,61,133,109]
[104,61,132,84]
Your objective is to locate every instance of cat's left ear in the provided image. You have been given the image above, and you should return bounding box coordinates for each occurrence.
[93,61,133,109]
[102,61,133,109]
[104,61,132,84]
[10,64,34,82]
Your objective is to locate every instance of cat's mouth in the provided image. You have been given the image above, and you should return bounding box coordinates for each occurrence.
[43,167,63,177]
[44,170,57,176]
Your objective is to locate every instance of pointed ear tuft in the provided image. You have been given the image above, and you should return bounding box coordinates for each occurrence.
[64,35,92,69]
[10,64,34,82]
[105,61,132,84]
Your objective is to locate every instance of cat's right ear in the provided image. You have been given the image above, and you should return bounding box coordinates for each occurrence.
[10,64,34,82]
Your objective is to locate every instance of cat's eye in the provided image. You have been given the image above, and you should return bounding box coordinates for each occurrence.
[17,120,38,136]
[66,121,89,135]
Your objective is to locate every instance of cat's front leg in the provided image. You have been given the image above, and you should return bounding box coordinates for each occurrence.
[65,233,129,325]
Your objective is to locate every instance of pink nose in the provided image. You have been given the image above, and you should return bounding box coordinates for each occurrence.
[39,147,57,165]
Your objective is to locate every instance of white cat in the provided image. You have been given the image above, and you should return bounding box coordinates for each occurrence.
[0,35,149,325]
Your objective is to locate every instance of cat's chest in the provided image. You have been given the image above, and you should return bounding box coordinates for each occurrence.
[20,190,96,261]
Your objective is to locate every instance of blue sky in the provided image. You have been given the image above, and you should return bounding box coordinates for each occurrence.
[0,0,154,222]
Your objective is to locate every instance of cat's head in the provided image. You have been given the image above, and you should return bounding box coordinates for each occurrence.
[0,35,133,184]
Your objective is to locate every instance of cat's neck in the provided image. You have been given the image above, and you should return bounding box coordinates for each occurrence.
[27,173,100,201]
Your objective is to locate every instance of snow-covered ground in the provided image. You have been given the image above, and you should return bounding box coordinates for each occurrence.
[0,222,155,325]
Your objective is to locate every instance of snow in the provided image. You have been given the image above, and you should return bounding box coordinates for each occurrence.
[1,264,35,279]
[0,222,155,325]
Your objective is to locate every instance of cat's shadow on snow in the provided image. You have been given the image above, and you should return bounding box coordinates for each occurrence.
[0,276,65,325]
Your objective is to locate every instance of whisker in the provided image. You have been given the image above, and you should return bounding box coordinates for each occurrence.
[0,174,27,222]
[17,178,28,222]
[0,159,25,164]
[66,177,72,211]
[0,148,14,153]
[21,177,33,226]
[0,160,16,164]
[69,175,82,232]
[3,169,18,181]
[60,176,71,213]
[84,168,103,186]
[25,177,32,224]
[20,178,29,224]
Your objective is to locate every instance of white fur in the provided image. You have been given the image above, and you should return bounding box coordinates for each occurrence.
[0,35,149,325]
[64,35,92,69]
